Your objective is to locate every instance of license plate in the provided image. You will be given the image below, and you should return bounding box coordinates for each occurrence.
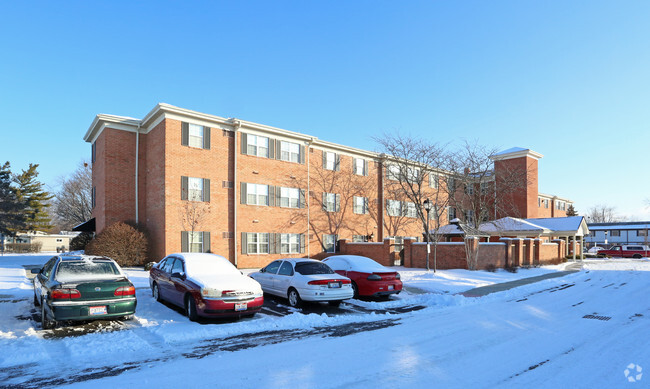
[89,306,107,315]
[388,285,394,290]
[235,303,247,311]
[329,282,341,288]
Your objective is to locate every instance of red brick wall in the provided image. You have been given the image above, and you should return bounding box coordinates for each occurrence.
[494,156,538,219]
[338,239,393,266]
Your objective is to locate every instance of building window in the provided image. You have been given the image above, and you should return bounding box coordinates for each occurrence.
[387,165,400,181]
[544,199,549,208]
[188,124,204,148]
[464,210,475,224]
[91,186,96,209]
[406,167,420,183]
[447,177,456,192]
[480,182,489,194]
[353,196,368,214]
[188,231,204,253]
[281,141,301,163]
[352,235,369,242]
[387,199,402,217]
[247,184,269,206]
[323,192,339,212]
[323,151,338,170]
[610,230,621,237]
[405,202,417,218]
[188,177,204,201]
[323,234,337,253]
[354,158,367,176]
[538,197,541,207]
[638,230,648,237]
[448,207,457,222]
[56,238,63,243]
[182,176,210,202]
[246,134,269,158]
[281,233,301,254]
[464,185,474,195]
[247,233,269,254]
[429,173,438,189]
[280,187,300,208]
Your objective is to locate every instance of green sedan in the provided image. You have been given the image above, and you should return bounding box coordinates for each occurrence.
[32,255,137,329]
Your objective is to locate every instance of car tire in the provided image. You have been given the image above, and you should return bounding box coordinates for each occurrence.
[33,293,40,307]
[40,299,54,330]
[186,295,199,322]
[152,283,161,302]
[287,288,302,308]
[328,300,342,307]
[633,254,642,259]
[351,282,359,299]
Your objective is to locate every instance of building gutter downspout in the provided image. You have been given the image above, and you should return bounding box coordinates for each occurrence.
[233,120,241,266]
[135,123,141,225]
[307,138,314,258]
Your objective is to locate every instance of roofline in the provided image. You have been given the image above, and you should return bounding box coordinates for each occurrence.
[490,148,543,161]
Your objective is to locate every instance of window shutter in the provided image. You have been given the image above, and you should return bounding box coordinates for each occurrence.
[181,231,189,252]
[322,151,326,168]
[203,232,211,253]
[268,185,276,207]
[203,127,211,149]
[203,179,210,202]
[241,232,248,254]
[276,233,282,254]
[181,122,189,146]
[268,138,275,158]
[335,194,341,212]
[240,182,247,204]
[241,133,248,154]
[364,198,369,214]
[300,234,306,254]
[299,190,306,209]
[322,192,327,211]
[364,160,369,176]
[335,154,340,171]
[276,186,281,206]
[300,145,305,164]
[269,233,275,254]
[276,139,282,160]
[181,176,188,200]
[91,142,96,163]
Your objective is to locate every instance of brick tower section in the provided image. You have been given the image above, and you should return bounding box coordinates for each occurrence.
[491,149,541,219]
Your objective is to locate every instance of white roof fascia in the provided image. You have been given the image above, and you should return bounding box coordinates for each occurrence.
[490,148,543,161]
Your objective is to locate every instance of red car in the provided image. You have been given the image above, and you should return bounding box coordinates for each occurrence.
[322,255,402,298]
[597,245,650,259]
[149,253,264,320]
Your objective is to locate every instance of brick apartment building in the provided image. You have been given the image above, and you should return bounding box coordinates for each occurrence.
[83,103,572,267]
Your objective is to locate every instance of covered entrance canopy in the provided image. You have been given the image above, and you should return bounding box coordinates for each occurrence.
[479,216,589,260]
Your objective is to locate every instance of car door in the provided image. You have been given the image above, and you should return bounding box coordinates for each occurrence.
[157,257,176,300]
[273,261,294,296]
[167,258,187,307]
[34,257,57,301]
[256,261,282,295]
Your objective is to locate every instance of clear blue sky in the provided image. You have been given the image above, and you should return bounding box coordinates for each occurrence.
[1,1,649,220]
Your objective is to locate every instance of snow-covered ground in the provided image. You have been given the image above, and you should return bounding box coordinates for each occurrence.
[1,254,648,388]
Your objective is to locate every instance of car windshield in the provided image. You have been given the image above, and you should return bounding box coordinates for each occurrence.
[55,260,122,282]
[295,262,334,275]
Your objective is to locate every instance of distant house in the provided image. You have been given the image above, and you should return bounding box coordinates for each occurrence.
[585,221,650,248]
[2,231,79,252]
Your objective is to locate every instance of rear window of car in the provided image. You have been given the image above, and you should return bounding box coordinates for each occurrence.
[627,246,644,250]
[55,260,122,282]
[295,262,334,275]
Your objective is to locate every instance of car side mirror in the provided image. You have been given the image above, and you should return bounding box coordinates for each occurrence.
[31,268,41,274]
[171,272,185,279]
[260,268,266,273]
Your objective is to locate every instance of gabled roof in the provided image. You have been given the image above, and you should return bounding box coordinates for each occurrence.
[480,217,550,235]
[525,216,589,235]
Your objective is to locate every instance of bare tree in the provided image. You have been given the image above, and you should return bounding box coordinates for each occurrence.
[586,204,621,223]
[285,158,374,254]
[179,200,211,250]
[445,140,531,229]
[51,161,92,230]
[375,134,450,270]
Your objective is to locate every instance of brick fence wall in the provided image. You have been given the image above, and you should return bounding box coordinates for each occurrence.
[339,237,568,270]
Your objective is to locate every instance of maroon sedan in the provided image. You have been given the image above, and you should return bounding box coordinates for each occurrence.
[149,253,264,320]
[322,255,402,299]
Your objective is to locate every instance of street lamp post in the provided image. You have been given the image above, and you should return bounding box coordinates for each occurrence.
[423,199,432,271]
